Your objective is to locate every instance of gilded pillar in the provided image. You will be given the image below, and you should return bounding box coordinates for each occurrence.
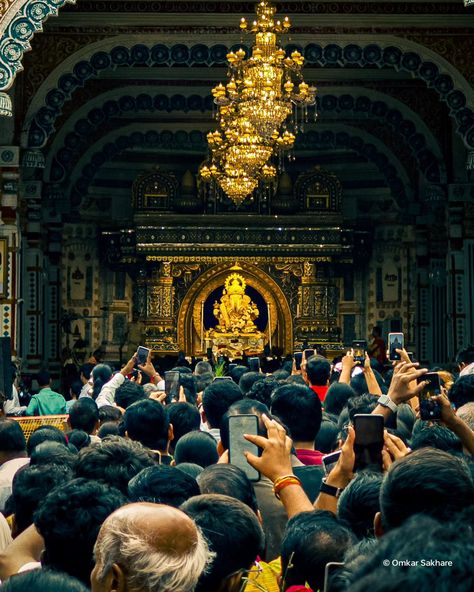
[145,262,179,352]
[295,260,340,348]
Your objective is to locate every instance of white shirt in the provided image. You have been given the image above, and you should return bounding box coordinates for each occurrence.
[0,457,30,511]
[95,373,125,408]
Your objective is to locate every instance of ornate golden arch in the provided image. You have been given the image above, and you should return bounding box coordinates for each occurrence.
[177,262,293,355]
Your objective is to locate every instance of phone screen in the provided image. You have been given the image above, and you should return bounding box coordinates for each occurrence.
[164,371,180,403]
[388,333,404,361]
[352,340,367,363]
[136,346,150,366]
[228,414,260,481]
[322,450,342,476]
[354,414,384,471]
[417,372,442,421]
[249,357,260,372]
[294,352,303,371]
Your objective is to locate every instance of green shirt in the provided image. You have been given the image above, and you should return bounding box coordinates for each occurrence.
[25,387,67,416]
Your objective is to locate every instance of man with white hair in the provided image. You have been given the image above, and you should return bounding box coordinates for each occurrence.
[91,502,214,592]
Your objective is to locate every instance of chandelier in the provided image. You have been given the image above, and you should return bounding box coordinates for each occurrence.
[200,0,317,206]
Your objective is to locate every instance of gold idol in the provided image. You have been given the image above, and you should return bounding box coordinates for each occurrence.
[206,270,265,357]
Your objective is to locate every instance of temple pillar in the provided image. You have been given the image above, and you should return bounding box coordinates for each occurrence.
[0,146,20,356]
[144,262,179,352]
[295,260,340,349]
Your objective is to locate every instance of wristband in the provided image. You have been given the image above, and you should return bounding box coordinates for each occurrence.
[273,475,302,500]
[320,477,345,498]
[378,394,398,413]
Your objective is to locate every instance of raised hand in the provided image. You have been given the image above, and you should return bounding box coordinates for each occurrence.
[244,414,293,483]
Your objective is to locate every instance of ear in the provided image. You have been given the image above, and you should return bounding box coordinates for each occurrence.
[217,440,225,456]
[374,511,384,538]
[67,418,72,429]
[168,423,174,443]
[93,420,100,435]
[201,409,207,425]
[111,563,127,592]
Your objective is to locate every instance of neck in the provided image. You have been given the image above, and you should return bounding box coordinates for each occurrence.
[294,441,315,450]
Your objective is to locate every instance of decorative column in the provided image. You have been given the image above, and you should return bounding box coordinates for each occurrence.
[0,146,20,356]
[144,262,179,352]
[446,184,474,358]
[295,260,340,349]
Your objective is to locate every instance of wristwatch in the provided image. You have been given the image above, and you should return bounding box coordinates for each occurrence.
[378,394,398,413]
[320,477,345,498]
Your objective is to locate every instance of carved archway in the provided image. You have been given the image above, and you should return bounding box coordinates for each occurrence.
[177,262,293,355]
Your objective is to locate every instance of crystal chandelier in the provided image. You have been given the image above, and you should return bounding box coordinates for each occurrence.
[200,0,317,206]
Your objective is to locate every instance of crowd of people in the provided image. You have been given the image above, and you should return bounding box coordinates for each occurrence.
[0,339,472,591]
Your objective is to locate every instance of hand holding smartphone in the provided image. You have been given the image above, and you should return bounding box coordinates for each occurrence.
[322,450,342,476]
[294,351,303,371]
[136,346,150,366]
[417,372,442,421]
[352,340,367,364]
[388,333,404,361]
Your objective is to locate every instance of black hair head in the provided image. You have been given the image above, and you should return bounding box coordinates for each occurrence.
[34,477,126,585]
[128,464,200,507]
[181,494,265,592]
[202,380,243,429]
[197,464,259,514]
[75,435,156,495]
[123,399,170,451]
[174,430,219,468]
[270,384,322,442]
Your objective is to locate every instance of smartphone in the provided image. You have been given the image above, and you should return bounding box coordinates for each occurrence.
[294,351,303,371]
[353,414,384,472]
[228,414,260,481]
[164,371,180,403]
[136,346,150,366]
[322,450,342,476]
[213,376,233,382]
[352,340,367,364]
[388,333,404,361]
[417,372,442,421]
[323,562,345,592]
[249,357,260,372]
[304,348,315,361]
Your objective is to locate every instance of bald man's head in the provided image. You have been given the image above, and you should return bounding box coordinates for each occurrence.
[91,503,214,592]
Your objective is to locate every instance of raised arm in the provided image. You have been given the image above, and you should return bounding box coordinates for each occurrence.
[363,353,382,396]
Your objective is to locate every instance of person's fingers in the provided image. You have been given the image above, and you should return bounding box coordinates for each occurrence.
[244,451,260,469]
[157,393,167,404]
[385,432,407,453]
[262,413,286,439]
[217,450,229,464]
[382,449,392,472]
[342,425,355,452]
[384,432,402,456]
[178,385,186,402]
[243,433,268,450]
